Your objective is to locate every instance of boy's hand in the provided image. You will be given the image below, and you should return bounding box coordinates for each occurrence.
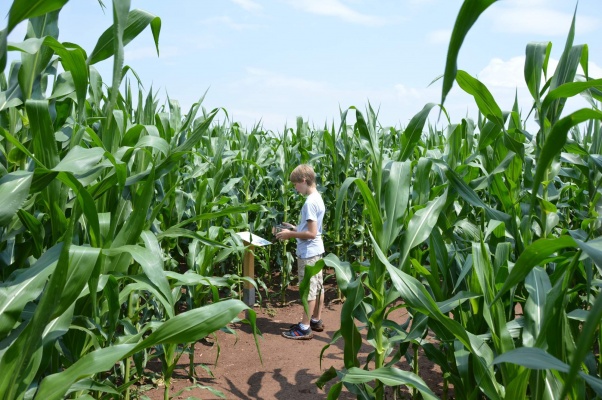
[274,222,295,240]
[275,229,293,241]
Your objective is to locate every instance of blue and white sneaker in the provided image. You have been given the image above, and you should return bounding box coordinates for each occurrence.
[282,323,313,340]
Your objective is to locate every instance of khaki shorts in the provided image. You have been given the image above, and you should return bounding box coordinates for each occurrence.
[297,254,324,301]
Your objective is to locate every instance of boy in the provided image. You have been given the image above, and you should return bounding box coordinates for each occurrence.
[275,164,325,340]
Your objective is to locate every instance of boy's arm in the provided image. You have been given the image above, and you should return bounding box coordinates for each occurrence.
[275,220,317,240]
[281,222,296,229]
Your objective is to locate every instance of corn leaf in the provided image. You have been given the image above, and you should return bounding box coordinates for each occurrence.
[299,258,324,317]
[0,245,61,339]
[104,244,173,316]
[456,70,504,128]
[43,38,88,116]
[541,79,602,119]
[531,109,602,211]
[561,292,602,398]
[18,12,60,101]
[494,236,577,302]
[399,190,447,271]
[382,161,411,251]
[340,278,363,369]
[0,0,68,71]
[399,103,437,161]
[341,367,438,400]
[0,171,32,227]
[54,246,101,318]
[87,9,161,65]
[0,201,76,398]
[494,347,602,397]
[322,253,353,295]
[441,0,497,107]
[335,177,382,246]
[37,299,251,400]
[522,267,551,347]
[524,42,551,107]
[26,100,64,241]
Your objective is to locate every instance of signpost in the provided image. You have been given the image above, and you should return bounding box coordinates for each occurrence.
[234,232,271,307]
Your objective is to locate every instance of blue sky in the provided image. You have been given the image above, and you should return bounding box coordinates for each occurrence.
[2,0,602,132]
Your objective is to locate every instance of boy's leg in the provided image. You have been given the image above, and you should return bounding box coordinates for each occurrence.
[302,288,323,325]
[306,265,324,327]
[312,288,324,320]
[302,300,313,326]
[297,257,309,325]
[282,257,315,340]
[302,293,323,325]
[298,255,323,325]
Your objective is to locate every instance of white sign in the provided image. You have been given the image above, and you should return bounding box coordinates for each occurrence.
[235,232,271,247]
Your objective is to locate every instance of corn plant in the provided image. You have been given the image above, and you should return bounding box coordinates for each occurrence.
[2,0,602,399]
[0,1,259,399]
[318,1,602,399]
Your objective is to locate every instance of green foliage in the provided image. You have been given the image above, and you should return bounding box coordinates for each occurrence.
[1,0,601,399]
[0,1,258,399]
[318,2,602,399]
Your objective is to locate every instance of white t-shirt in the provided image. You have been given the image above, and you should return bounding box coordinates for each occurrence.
[296,191,325,258]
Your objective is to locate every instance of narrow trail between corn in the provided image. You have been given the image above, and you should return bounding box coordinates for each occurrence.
[142,271,449,399]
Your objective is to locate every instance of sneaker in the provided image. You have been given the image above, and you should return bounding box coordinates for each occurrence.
[310,319,324,332]
[282,323,313,340]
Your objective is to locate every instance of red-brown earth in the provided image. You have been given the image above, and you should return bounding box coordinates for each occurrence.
[137,270,451,399]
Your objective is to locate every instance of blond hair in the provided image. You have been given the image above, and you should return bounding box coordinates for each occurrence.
[290,164,316,186]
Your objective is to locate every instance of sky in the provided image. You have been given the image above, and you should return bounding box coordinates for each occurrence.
[2,0,602,133]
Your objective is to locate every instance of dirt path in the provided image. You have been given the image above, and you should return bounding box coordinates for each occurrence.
[139,272,448,399]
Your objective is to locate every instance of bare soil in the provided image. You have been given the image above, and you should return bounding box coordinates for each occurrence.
[138,270,450,399]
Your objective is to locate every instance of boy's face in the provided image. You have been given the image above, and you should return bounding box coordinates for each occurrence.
[293,179,309,195]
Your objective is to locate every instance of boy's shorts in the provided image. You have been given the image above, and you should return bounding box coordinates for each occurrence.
[297,254,324,301]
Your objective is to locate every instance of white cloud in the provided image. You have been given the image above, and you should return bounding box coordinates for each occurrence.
[216,66,448,130]
[487,1,600,36]
[478,56,526,88]
[477,56,602,89]
[445,53,601,132]
[469,56,543,121]
[237,68,328,92]
[427,29,451,45]
[286,0,387,26]
[204,54,601,133]
[394,84,431,100]
[201,16,261,30]
[231,0,262,12]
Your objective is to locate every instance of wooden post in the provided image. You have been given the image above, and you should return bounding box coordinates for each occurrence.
[242,241,255,307]
[234,231,270,318]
